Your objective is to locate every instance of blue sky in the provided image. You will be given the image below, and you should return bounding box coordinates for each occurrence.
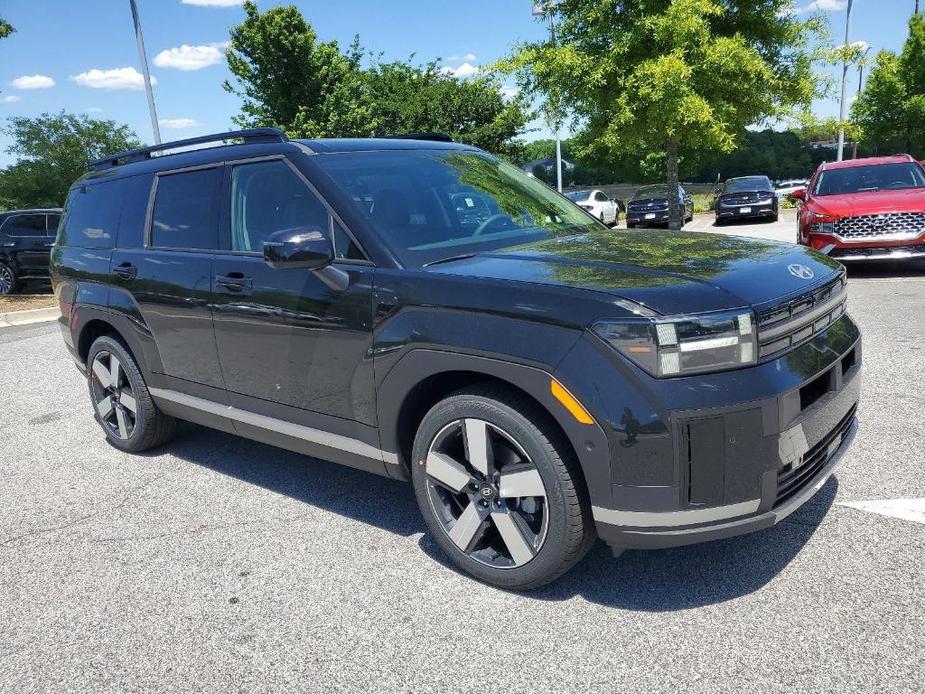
[0,0,917,167]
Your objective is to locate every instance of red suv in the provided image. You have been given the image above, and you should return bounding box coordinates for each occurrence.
[795,154,925,261]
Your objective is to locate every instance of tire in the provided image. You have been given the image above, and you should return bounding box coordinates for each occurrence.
[627,222,635,229]
[86,335,176,453]
[0,262,18,296]
[411,385,595,590]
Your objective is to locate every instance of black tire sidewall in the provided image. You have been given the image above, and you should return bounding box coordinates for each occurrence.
[0,262,17,296]
[86,336,155,452]
[411,393,581,590]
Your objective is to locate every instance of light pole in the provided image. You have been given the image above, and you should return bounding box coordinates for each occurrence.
[129,0,161,144]
[836,0,854,162]
[533,1,563,192]
[851,42,871,159]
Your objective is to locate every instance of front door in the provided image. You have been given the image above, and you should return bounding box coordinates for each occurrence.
[210,157,376,428]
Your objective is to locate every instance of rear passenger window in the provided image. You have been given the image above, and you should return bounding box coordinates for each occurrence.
[4,214,46,237]
[58,180,125,249]
[230,160,328,253]
[151,168,221,250]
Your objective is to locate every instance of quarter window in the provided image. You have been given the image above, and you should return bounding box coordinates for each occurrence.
[59,181,124,249]
[151,167,221,250]
[46,214,61,236]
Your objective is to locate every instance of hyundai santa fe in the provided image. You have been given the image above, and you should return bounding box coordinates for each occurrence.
[51,129,861,589]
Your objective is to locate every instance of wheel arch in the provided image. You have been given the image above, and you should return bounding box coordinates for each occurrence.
[74,309,152,379]
[378,350,611,508]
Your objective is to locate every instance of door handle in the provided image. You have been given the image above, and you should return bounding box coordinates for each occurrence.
[112,262,137,280]
[215,273,254,292]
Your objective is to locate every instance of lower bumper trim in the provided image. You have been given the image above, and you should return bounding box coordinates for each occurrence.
[592,498,760,527]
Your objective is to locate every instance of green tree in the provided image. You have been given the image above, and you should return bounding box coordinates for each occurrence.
[0,112,140,209]
[359,59,528,158]
[854,14,925,157]
[223,2,528,154]
[501,0,822,228]
[223,1,366,136]
[0,18,14,40]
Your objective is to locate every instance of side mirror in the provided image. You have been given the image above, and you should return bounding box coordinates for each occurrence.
[263,228,334,270]
[791,188,806,201]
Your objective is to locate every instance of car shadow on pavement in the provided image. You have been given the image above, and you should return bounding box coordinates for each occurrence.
[843,260,925,279]
[161,423,425,538]
[420,478,839,610]
[166,423,837,611]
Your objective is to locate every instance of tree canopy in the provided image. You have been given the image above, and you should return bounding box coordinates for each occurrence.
[854,13,925,158]
[502,0,823,227]
[223,1,529,156]
[0,112,141,209]
[0,17,14,40]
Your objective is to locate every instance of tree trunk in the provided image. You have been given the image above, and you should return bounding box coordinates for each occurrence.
[666,137,682,230]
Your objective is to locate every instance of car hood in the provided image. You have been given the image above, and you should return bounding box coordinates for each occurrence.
[423,230,844,315]
[809,188,925,216]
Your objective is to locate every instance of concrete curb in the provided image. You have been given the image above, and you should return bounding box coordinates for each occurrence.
[0,306,59,328]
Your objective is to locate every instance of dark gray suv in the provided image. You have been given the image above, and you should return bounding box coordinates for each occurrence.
[0,208,62,294]
[51,129,861,589]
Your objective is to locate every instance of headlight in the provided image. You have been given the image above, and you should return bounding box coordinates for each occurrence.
[592,309,757,377]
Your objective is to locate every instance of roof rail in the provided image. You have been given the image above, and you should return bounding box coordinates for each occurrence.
[381,132,454,143]
[89,128,288,171]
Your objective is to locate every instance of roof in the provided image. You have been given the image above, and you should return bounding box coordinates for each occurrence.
[820,154,915,171]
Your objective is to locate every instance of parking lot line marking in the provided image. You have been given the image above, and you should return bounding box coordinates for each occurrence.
[837,498,925,526]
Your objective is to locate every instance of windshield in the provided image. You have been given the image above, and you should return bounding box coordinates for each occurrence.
[723,177,772,193]
[315,149,602,267]
[633,185,671,200]
[565,190,591,201]
[814,162,925,196]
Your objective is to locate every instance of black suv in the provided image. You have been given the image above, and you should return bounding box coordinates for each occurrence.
[625,185,694,228]
[715,175,779,225]
[51,130,861,589]
[0,208,62,295]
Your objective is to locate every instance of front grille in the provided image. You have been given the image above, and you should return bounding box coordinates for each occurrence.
[757,276,847,358]
[627,200,668,213]
[834,212,925,240]
[775,404,856,507]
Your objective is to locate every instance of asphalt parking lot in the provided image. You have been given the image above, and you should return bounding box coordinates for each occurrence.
[2,210,924,693]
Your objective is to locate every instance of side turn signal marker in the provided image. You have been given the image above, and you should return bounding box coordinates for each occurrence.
[550,379,595,425]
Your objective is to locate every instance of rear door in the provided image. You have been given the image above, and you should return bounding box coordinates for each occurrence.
[109,164,227,393]
[210,156,377,428]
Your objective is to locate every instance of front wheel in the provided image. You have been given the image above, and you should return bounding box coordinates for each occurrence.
[411,386,595,590]
[87,335,176,453]
[0,262,18,296]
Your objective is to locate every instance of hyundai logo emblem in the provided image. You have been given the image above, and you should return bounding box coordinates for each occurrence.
[788,263,815,280]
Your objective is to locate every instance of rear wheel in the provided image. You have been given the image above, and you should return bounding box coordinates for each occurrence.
[411,386,594,590]
[0,263,18,296]
[87,335,176,453]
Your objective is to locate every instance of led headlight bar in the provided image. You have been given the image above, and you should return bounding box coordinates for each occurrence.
[592,309,757,377]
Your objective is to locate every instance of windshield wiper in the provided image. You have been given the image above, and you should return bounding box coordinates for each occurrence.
[423,253,478,267]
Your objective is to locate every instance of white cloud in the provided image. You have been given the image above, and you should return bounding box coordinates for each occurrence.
[499,85,519,101]
[11,74,55,90]
[440,62,480,78]
[153,44,225,71]
[71,67,155,90]
[1,95,22,103]
[447,52,477,62]
[792,0,848,15]
[159,118,200,129]
[181,0,242,6]
[86,107,104,113]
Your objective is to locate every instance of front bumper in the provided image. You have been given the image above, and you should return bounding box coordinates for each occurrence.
[626,211,670,226]
[555,313,861,552]
[716,204,776,220]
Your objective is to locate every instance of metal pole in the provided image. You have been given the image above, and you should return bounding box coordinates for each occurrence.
[550,11,563,192]
[129,0,161,144]
[836,0,854,162]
